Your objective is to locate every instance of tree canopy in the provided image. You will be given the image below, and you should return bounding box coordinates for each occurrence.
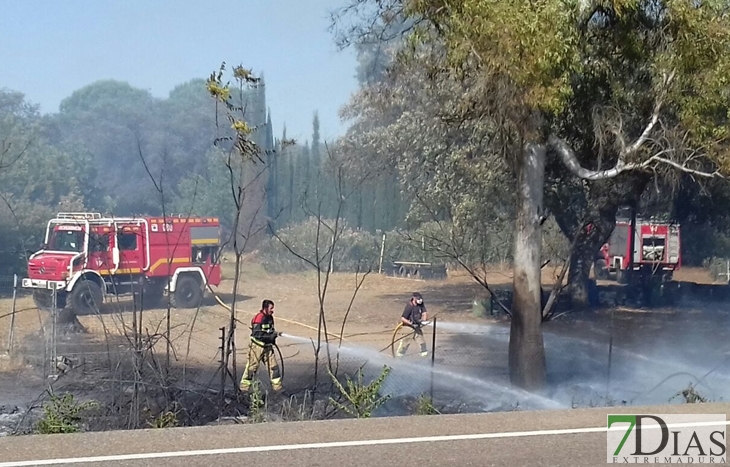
[334,0,730,388]
[406,0,730,170]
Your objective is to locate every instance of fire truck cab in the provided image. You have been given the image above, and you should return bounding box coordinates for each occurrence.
[594,218,681,283]
[22,212,222,314]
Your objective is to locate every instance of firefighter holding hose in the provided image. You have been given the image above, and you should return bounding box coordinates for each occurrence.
[396,292,429,357]
[240,299,283,393]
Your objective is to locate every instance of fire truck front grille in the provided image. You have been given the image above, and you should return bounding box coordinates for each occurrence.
[29,264,58,275]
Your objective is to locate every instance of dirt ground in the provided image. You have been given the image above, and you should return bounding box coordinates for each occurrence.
[0,263,727,430]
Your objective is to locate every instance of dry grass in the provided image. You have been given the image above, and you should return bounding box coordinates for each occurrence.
[0,295,42,352]
[0,260,726,427]
[0,262,719,388]
[674,267,715,284]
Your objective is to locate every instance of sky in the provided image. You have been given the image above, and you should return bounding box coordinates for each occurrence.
[0,0,359,142]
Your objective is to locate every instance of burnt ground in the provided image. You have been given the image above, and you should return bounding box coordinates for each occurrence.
[1,264,730,433]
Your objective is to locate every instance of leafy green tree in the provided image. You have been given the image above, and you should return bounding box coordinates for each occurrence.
[49,80,163,215]
[339,0,730,388]
[159,79,217,177]
[171,148,236,230]
[285,132,296,223]
[0,90,87,273]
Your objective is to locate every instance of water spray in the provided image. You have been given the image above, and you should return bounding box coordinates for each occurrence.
[209,289,562,409]
[436,321,507,337]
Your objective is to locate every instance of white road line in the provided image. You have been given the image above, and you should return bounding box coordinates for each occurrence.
[1,420,728,466]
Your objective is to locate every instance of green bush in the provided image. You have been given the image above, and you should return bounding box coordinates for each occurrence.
[257,217,380,273]
[683,225,730,267]
[35,392,97,434]
[380,219,514,267]
[258,216,570,275]
[328,365,391,418]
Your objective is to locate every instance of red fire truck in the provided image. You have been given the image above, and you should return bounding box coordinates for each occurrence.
[594,218,681,283]
[22,212,222,314]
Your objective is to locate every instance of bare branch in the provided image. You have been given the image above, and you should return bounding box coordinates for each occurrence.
[409,194,513,316]
[0,137,31,170]
[550,136,723,181]
[551,135,632,180]
[649,156,723,179]
[623,70,676,157]
[548,70,703,182]
[137,138,162,194]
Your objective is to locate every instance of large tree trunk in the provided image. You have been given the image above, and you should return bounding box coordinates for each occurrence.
[566,198,616,307]
[548,172,651,308]
[509,142,547,390]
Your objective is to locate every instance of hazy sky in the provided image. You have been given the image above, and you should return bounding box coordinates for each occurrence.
[0,0,358,142]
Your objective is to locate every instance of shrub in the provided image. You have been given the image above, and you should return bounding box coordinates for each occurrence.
[35,391,97,434]
[258,216,569,275]
[670,383,709,404]
[328,365,391,418]
[414,394,441,415]
[257,217,380,273]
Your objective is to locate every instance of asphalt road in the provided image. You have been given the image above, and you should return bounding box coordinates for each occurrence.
[1,402,729,467]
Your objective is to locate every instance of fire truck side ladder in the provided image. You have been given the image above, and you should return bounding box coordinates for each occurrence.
[56,212,102,220]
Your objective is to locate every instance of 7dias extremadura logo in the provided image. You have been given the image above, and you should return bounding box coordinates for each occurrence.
[607,414,727,464]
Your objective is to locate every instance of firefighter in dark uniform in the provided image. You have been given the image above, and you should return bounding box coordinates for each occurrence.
[396,292,429,357]
[240,299,282,392]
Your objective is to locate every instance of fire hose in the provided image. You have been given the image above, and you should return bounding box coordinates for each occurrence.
[208,286,345,340]
[207,285,352,381]
[386,318,436,358]
[208,284,438,360]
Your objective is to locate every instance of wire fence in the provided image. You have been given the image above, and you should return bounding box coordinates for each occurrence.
[0,274,524,432]
[319,317,528,416]
[0,275,20,354]
[0,275,235,433]
[6,263,730,437]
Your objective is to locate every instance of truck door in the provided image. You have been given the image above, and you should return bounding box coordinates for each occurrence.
[87,227,113,273]
[190,225,221,283]
[116,224,145,274]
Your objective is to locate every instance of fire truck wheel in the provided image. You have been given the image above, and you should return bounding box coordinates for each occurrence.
[594,259,609,280]
[69,280,103,315]
[33,290,67,312]
[32,290,51,311]
[171,275,203,309]
[616,268,628,284]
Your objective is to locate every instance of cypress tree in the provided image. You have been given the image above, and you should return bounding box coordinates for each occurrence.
[300,142,311,216]
[265,110,277,223]
[310,112,322,210]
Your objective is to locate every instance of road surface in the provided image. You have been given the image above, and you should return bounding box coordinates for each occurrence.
[1,402,729,466]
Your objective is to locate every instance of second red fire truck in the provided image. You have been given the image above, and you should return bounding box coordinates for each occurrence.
[594,218,681,283]
[22,212,222,314]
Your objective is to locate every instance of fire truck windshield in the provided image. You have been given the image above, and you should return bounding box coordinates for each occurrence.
[49,229,84,252]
